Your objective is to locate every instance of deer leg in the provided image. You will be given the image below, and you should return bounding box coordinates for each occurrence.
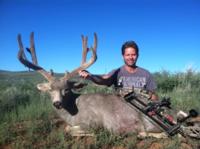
[65,125,94,137]
[138,131,167,139]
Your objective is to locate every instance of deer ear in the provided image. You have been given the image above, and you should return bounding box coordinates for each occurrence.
[37,83,51,92]
[73,82,88,89]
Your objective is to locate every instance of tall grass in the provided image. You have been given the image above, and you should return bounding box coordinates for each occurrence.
[155,70,200,111]
[0,82,53,123]
[0,77,55,147]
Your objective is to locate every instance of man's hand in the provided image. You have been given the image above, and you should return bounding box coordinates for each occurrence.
[149,92,159,101]
[79,70,91,79]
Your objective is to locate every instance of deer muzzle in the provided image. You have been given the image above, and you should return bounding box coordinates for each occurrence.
[53,101,63,109]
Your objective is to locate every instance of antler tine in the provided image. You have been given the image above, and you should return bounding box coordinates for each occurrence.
[93,33,97,53]
[62,33,97,81]
[81,35,89,65]
[29,32,38,65]
[17,32,55,82]
[81,33,97,64]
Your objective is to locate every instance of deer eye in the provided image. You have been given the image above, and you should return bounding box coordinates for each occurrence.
[49,88,53,92]
[61,89,69,96]
[61,89,65,96]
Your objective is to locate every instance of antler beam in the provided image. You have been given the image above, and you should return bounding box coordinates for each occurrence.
[62,33,97,81]
[17,32,55,82]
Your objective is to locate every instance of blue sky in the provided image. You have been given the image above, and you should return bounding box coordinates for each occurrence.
[0,0,200,74]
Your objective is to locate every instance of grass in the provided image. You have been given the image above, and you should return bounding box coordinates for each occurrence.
[0,70,200,149]
[155,70,200,110]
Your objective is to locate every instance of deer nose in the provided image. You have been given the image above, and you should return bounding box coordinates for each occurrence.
[53,101,62,109]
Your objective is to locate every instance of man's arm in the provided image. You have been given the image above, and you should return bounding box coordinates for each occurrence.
[145,73,159,101]
[79,70,113,86]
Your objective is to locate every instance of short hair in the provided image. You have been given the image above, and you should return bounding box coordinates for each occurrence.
[121,41,139,56]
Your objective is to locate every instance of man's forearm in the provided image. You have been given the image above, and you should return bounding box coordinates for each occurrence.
[88,75,112,86]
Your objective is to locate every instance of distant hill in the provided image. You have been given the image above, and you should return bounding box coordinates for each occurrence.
[0,70,44,83]
[0,70,81,83]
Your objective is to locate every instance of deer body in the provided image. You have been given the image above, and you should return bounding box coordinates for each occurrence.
[51,92,160,134]
[17,32,161,135]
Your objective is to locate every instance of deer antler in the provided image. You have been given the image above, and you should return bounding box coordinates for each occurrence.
[18,32,97,82]
[62,33,97,81]
[81,34,88,65]
[17,32,55,82]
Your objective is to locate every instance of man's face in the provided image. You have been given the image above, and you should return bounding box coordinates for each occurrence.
[123,47,138,67]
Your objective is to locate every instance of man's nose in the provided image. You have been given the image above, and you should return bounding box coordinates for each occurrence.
[129,55,134,59]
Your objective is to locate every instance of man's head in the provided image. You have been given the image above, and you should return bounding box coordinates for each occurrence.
[121,41,139,67]
[121,41,139,56]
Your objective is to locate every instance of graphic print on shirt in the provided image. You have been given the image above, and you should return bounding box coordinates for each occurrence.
[118,76,147,89]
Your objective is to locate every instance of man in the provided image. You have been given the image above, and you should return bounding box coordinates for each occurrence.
[79,40,158,100]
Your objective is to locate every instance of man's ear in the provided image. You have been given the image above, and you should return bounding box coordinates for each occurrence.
[37,83,51,92]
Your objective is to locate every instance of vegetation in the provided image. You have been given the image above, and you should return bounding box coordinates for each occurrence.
[154,69,200,111]
[0,70,200,149]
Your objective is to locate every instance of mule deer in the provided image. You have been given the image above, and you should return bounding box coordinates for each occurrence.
[17,32,161,136]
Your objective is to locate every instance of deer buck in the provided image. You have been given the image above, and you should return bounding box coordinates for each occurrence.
[17,32,162,137]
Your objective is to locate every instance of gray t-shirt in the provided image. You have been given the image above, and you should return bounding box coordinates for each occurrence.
[107,66,157,92]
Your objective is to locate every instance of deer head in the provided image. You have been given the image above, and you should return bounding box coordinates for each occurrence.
[17,32,97,109]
